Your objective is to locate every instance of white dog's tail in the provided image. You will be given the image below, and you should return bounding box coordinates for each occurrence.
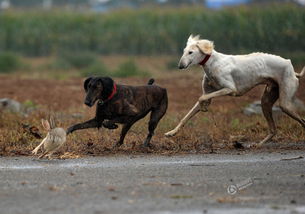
[296,66,305,78]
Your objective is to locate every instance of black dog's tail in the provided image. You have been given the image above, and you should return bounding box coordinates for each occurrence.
[147,78,155,85]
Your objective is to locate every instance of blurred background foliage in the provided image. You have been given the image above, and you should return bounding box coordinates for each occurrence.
[0,2,304,76]
[0,4,304,56]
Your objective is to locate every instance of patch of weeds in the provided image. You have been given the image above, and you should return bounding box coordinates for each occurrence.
[158,116,177,131]
[80,61,111,77]
[202,117,209,123]
[50,51,98,70]
[0,52,21,73]
[48,59,71,70]
[170,195,193,199]
[187,120,196,127]
[166,59,179,70]
[60,51,98,69]
[113,59,149,77]
[23,100,37,109]
[51,72,71,80]
[231,118,240,129]
[19,62,32,71]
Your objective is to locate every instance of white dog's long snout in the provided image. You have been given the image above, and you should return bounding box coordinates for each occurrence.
[178,58,191,69]
[178,61,186,69]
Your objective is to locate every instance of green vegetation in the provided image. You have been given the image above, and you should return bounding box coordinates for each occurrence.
[0,4,304,61]
[231,118,240,129]
[48,51,98,70]
[23,100,37,108]
[113,59,148,77]
[166,59,179,70]
[81,61,110,77]
[80,59,149,77]
[0,52,21,73]
[58,51,98,69]
[0,3,304,75]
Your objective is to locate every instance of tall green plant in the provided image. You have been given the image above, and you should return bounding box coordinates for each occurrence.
[0,52,20,73]
[0,4,304,57]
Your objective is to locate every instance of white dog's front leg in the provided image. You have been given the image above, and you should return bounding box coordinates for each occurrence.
[198,88,233,110]
[165,88,233,138]
[165,102,201,137]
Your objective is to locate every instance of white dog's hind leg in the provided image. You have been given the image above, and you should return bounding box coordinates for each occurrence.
[165,102,201,137]
[257,83,279,147]
[280,102,305,128]
[278,73,305,128]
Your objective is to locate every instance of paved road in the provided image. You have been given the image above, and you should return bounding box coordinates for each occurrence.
[0,151,305,214]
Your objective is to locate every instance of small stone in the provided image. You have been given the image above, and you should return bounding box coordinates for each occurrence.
[0,98,21,113]
[243,100,281,116]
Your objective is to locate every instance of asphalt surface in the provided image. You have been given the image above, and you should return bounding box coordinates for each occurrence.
[1,151,305,214]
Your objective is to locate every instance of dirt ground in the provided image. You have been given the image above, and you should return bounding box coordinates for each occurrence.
[0,73,305,157]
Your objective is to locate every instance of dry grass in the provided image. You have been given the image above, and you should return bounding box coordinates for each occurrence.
[1,70,305,157]
[1,103,305,157]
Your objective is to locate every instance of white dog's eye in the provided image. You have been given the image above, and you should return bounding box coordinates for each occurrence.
[188,51,193,55]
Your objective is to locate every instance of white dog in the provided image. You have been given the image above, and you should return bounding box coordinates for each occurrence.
[165,34,305,146]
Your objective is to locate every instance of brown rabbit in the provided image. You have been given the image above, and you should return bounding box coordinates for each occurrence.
[32,119,66,159]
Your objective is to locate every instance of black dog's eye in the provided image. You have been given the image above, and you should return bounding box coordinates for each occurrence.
[188,51,193,55]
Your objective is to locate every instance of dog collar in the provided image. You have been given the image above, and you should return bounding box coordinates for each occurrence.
[199,54,211,66]
[98,83,117,105]
[107,83,117,101]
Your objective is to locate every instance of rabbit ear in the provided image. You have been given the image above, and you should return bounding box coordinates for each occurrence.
[49,116,56,129]
[41,119,51,131]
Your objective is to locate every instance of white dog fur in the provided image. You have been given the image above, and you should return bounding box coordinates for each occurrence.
[165,34,305,146]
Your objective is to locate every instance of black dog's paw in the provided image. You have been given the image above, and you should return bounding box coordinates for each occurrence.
[66,127,74,135]
[103,121,118,129]
[142,143,155,149]
[112,141,123,149]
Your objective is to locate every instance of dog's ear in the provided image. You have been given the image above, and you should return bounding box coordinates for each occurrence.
[196,40,214,55]
[100,77,114,99]
[187,34,194,45]
[193,35,200,41]
[84,77,93,92]
[187,34,200,45]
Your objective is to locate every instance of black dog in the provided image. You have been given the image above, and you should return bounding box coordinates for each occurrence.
[67,77,168,147]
